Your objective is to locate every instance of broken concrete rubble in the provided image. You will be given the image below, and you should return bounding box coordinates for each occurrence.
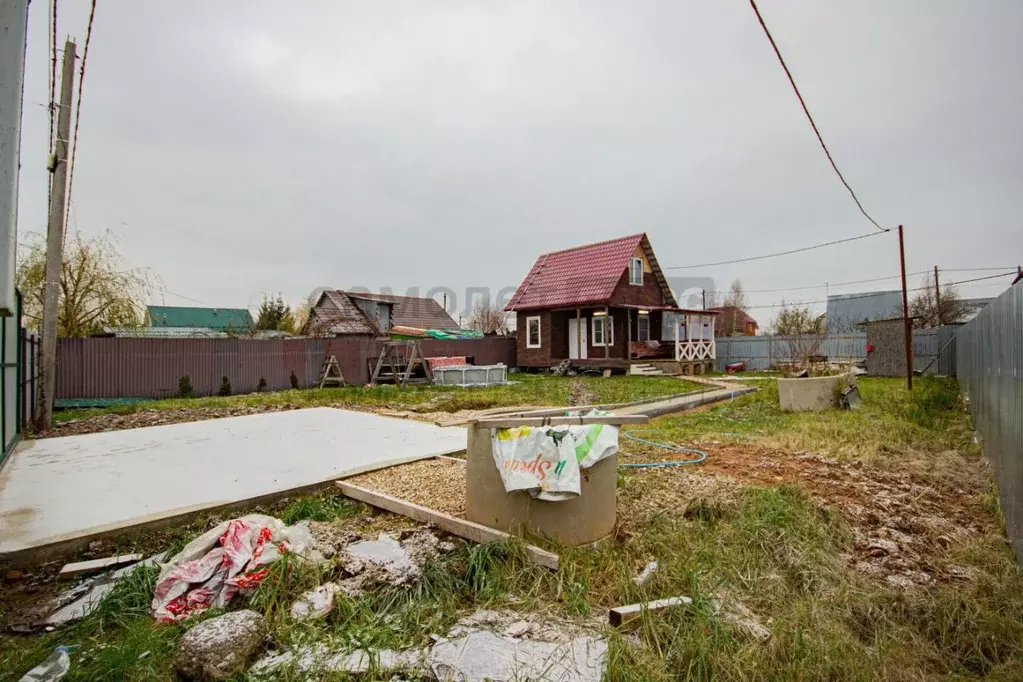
[337,528,453,597]
[289,583,340,621]
[250,608,606,681]
[250,644,429,677]
[176,609,267,681]
[429,630,607,682]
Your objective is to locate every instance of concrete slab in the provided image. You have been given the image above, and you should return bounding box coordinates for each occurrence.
[0,408,466,559]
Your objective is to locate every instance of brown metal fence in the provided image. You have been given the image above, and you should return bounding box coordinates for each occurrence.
[55,337,517,399]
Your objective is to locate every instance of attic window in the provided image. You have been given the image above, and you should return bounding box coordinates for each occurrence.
[629,257,643,285]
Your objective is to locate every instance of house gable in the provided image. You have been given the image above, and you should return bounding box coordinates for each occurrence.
[506,233,677,311]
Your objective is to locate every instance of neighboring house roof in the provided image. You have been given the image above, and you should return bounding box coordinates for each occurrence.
[708,306,758,331]
[147,305,253,331]
[346,292,458,329]
[505,233,676,311]
[304,290,457,336]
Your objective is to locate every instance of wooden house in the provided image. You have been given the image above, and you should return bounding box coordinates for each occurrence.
[304,290,458,337]
[505,234,717,374]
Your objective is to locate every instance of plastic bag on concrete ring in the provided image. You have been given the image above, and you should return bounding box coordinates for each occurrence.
[491,425,582,501]
[567,411,620,469]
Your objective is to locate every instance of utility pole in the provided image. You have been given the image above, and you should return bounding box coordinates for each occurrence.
[898,225,912,390]
[701,289,706,310]
[36,39,76,430]
[933,265,941,326]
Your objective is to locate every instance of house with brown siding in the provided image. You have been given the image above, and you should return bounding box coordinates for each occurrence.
[505,234,718,374]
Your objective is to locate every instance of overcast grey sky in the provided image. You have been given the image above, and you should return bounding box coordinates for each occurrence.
[15,1,1023,323]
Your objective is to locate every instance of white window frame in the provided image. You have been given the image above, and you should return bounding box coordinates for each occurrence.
[592,315,614,347]
[526,316,542,348]
[637,314,650,342]
[629,257,644,286]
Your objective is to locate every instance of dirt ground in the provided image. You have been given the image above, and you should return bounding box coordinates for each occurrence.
[618,441,996,589]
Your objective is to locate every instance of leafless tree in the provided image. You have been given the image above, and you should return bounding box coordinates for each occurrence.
[716,279,749,335]
[910,273,970,328]
[768,301,828,374]
[467,300,508,334]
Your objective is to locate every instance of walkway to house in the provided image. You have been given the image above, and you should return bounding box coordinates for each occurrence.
[0,408,466,560]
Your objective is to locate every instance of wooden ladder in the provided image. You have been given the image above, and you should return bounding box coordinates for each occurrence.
[318,355,346,388]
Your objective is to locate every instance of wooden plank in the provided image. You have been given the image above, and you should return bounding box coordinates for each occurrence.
[59,553,143,576]
[335,481,559,570]
[473,415,649,428]
[609,596,693,629]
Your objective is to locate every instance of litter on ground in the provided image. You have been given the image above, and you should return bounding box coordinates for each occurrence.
[151,514,321,622]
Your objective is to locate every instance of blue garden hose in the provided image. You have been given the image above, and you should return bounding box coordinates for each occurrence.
[620,429,708,468]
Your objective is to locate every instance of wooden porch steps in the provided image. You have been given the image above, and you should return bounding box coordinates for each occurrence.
[629,363,665,376]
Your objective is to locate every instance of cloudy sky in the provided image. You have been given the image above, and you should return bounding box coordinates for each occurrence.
[15,0,1023,324]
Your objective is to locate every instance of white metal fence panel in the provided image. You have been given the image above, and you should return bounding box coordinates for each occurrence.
[957,281,1023,563]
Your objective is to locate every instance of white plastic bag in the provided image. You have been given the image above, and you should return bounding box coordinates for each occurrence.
[491,426,581,501]
[18,646,73,682]
[490,411,620,502]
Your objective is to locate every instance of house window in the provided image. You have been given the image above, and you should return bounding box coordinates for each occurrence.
[592,315,614,346]
[526,316,541,348]
[637,314,650,342]
[629,257,643,285]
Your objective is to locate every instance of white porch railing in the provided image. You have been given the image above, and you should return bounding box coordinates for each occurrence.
[672,312,717,361]
[676,338,716,361]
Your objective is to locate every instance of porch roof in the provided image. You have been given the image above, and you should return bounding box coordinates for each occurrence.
[616,304,720,315]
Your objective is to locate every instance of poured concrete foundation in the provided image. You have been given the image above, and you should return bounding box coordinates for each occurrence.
[0,408,466,560]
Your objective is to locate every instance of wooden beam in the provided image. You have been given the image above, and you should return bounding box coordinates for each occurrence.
[609,596,693,629]
[335,481,560,570]
[473,415,649,428]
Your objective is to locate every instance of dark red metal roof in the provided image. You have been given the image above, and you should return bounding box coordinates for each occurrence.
[506,234,647,311]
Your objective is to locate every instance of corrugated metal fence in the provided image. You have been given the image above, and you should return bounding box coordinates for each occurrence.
[957,281,1022,562]
[56,337,517,399]
[716,328,957,375]
[1,291,39,467]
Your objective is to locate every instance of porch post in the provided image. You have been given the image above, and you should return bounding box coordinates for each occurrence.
[576,308,581,360]
[626,309,632,361]
[673,311,678,361]
[604,305,609,359]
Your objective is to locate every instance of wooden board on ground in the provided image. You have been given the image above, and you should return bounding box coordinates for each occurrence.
[609,596,693,629]
[336,480,559,570]
[59,553,143,576]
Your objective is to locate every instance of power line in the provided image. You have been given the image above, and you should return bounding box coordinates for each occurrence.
[62,0,97,239]
[749,0,887,233]
[664,230,887,270]
[710,271,929,295]
[708,265,1012,296]
[742,271,1016,311]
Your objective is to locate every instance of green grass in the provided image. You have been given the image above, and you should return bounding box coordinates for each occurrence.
[53,374,705,424]
[638,376,980,463]
[6,377,1020,681]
